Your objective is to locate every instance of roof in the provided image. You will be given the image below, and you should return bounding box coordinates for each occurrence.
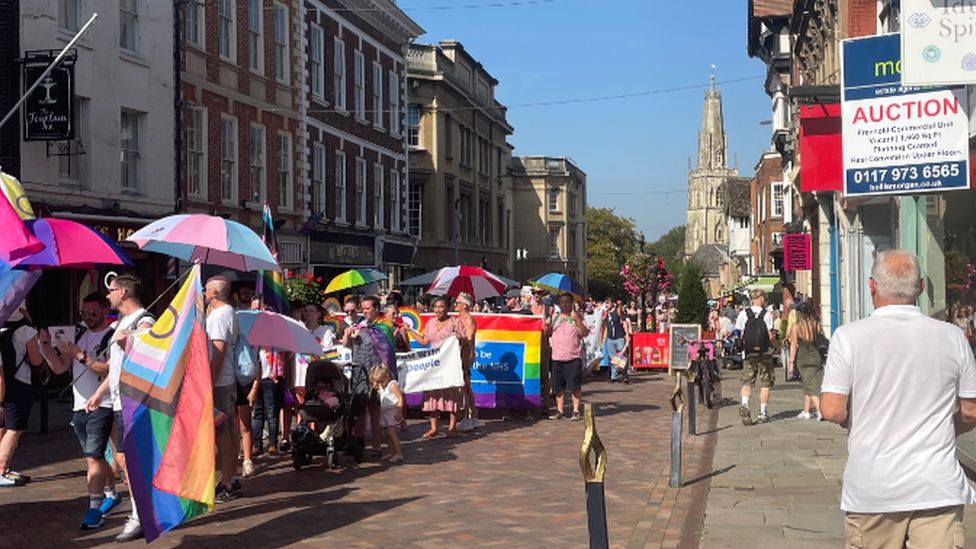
[692,244,729,278]
[723,177,752,218]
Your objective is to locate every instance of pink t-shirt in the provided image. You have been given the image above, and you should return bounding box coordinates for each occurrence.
[550,312,582,362]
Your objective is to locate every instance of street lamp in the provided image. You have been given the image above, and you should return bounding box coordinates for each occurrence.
[638,233,645,333]
[516,248,528,286]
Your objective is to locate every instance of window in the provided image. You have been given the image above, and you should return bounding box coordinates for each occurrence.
[459,127,471,166]
[568,193,576,216]
[772,232,784,247]
[772,182,784,218]
[496,198,505,248]
[218,0,234,60]
[248,0,262,72]
[119,0,138,53]
[59,97,88,186]
[333,38,346,110]
[549,227,560,258]
[738,217,749,229]
[335,151,346,221]
[445,181,455,235]
[250,126,265,203]
[388,71,399,135]
[373,164,384,228]
[478,138,489,174]
[60,0,82,32]
[278,134,291,209]
[273,4,288,82]
[391,170,401,231]
[548,187,559,211]
[309,25,323,99]
[311,143,325,214]
[408,181,422,237]
[187,105,206,198]
[353,51,365,119]
[479,196,490,245]
[355,158,367,224]
[459,189,473,243]
[444,115,453,158]
[120,111,140,190]
[220,117,237,201]
[372,63,383,128]
[185,0,204,48]
[407,104,420,147]
[569,228,577,257]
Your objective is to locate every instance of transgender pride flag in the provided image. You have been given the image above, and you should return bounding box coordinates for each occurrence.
[120,264,214,542]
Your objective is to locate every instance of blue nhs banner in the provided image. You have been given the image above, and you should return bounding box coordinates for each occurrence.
[841,34,970,197]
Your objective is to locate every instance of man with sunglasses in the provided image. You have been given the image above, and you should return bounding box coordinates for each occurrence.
[46,293,121,529]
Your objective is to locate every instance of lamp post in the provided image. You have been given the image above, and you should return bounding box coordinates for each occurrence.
[638,233,645,333]
[516,248,528,286]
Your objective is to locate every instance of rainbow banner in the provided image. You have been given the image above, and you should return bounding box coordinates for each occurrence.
[120,265,214,542]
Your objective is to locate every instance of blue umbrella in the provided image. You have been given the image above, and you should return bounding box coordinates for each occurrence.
[531,273,585,298]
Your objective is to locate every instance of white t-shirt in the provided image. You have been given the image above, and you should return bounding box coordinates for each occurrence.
[2,325,38,385]
[735,305,774,354]
[718,316,733,338]
[822,305,976,513]
[207,304,239,388]
[110,308,155,411]
[73,326,114,411]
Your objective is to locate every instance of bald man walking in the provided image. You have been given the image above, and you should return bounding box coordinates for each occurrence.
[205,277,241,503]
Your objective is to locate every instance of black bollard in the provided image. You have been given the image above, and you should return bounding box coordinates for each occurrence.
[686,373,696,436]
[669,376,685,487]
[580,403,609,549]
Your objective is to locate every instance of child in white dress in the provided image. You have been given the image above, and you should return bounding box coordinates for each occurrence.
[369,366,404,462]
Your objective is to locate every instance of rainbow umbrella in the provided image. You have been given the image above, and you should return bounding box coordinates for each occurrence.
[531,273,585,299]
[324,268,387,294]
[428,266,509,301]
[127,214,280,272]
[237,310,325,355]
[20,218,131,267]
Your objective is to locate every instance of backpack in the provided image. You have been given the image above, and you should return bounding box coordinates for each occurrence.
[234,332,258,386]
[814,332,830,360]
[0,318,32,381]
[743,308,770,355]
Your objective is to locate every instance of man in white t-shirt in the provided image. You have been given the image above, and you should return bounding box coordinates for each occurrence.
[735,289,775,425]
[822,250,976,548]
[86,274,155,543]
[204,276,240,503]
[47,293,121,529]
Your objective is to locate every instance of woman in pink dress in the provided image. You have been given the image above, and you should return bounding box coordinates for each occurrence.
[405,296,463,438]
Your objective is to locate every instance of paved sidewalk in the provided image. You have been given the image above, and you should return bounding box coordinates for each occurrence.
[698,381,976,549]
[0,370,715,549]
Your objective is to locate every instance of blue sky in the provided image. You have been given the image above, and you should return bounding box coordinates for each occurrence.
[402,0,774,241]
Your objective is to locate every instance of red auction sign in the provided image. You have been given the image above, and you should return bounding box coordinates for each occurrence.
[632,332,669,369]
[784,233,811,271]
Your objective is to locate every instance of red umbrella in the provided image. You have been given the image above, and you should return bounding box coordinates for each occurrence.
[427,266,509,301]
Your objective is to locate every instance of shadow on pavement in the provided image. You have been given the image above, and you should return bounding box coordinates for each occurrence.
[682,464,736,488]
[694,424,732,436]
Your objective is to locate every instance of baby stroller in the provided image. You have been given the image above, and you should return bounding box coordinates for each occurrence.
[290,360,366,470]
[720,329,744,370]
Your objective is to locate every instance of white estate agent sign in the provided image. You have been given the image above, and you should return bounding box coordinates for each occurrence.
[901,0,976,86]
[841,33,970,197]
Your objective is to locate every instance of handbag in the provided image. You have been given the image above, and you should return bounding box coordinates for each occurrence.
[814,333,830,360]
[610,352,628,371]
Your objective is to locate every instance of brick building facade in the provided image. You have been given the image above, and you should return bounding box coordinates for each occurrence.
[750,151,785,275]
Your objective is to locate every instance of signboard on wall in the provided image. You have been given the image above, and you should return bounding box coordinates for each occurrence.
[900,0,976,86]
[784,234,812,271]
[23,61,74,141]
[668,324,701,374]
[841,33,970,197]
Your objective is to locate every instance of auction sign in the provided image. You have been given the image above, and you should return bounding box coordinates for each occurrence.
[841,33,970,196]
[901,0,976,86]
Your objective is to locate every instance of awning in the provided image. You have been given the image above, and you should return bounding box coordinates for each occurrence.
[718,276,758,297]
[746,276,781,292]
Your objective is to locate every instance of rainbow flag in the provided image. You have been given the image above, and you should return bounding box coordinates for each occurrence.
[257,202,289,314]
[120,265,214,542]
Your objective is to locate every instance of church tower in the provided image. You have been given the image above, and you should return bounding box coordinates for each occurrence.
[685,73,737,256]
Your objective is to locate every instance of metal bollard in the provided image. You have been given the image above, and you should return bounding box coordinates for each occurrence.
[686,372,696,436]
[669,376,685,487]
[580,403,609,549]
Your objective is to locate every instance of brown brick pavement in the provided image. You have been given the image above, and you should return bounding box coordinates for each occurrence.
[0,371,718,549]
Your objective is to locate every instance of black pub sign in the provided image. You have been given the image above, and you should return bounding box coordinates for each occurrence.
[23,54,74,141]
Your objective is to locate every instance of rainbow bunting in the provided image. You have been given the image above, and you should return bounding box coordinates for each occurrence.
[321,347,340,361]
[257,202,289,314]
[398,307,422,333]
[120,265,214,542]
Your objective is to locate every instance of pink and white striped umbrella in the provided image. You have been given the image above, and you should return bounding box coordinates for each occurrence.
[427,266,509,301]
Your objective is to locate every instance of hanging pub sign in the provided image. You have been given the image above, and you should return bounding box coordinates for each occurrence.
[22,52,75,141]
[784,234,812,271]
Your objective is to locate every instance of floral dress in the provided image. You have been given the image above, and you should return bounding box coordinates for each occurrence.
[421,317,463,413]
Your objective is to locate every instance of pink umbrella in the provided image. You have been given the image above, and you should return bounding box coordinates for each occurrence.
[236,310,325,355]
[428,266,510,301]
[20,218,131,267]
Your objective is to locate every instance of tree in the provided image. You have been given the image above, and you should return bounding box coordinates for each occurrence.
[586,207,638,300]
[675,260,709,327]
[648,225,686,264]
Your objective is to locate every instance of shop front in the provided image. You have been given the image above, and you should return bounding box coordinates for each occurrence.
[308,230,379,295]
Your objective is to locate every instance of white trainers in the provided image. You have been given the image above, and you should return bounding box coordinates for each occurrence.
[797,411,812,420]
[815,410,823,422]
[115,515,143,542]
[242,459,254,478]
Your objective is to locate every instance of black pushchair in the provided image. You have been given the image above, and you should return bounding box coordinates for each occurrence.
[290,360,367,470]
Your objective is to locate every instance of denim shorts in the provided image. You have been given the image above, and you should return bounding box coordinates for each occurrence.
[2,379,34,431]
[73,407,114,459]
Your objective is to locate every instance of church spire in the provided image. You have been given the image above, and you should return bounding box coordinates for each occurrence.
[697,67,727,171]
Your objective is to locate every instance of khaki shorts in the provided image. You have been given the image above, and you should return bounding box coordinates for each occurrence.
[741,355,775,388]
[845,505,964,549]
